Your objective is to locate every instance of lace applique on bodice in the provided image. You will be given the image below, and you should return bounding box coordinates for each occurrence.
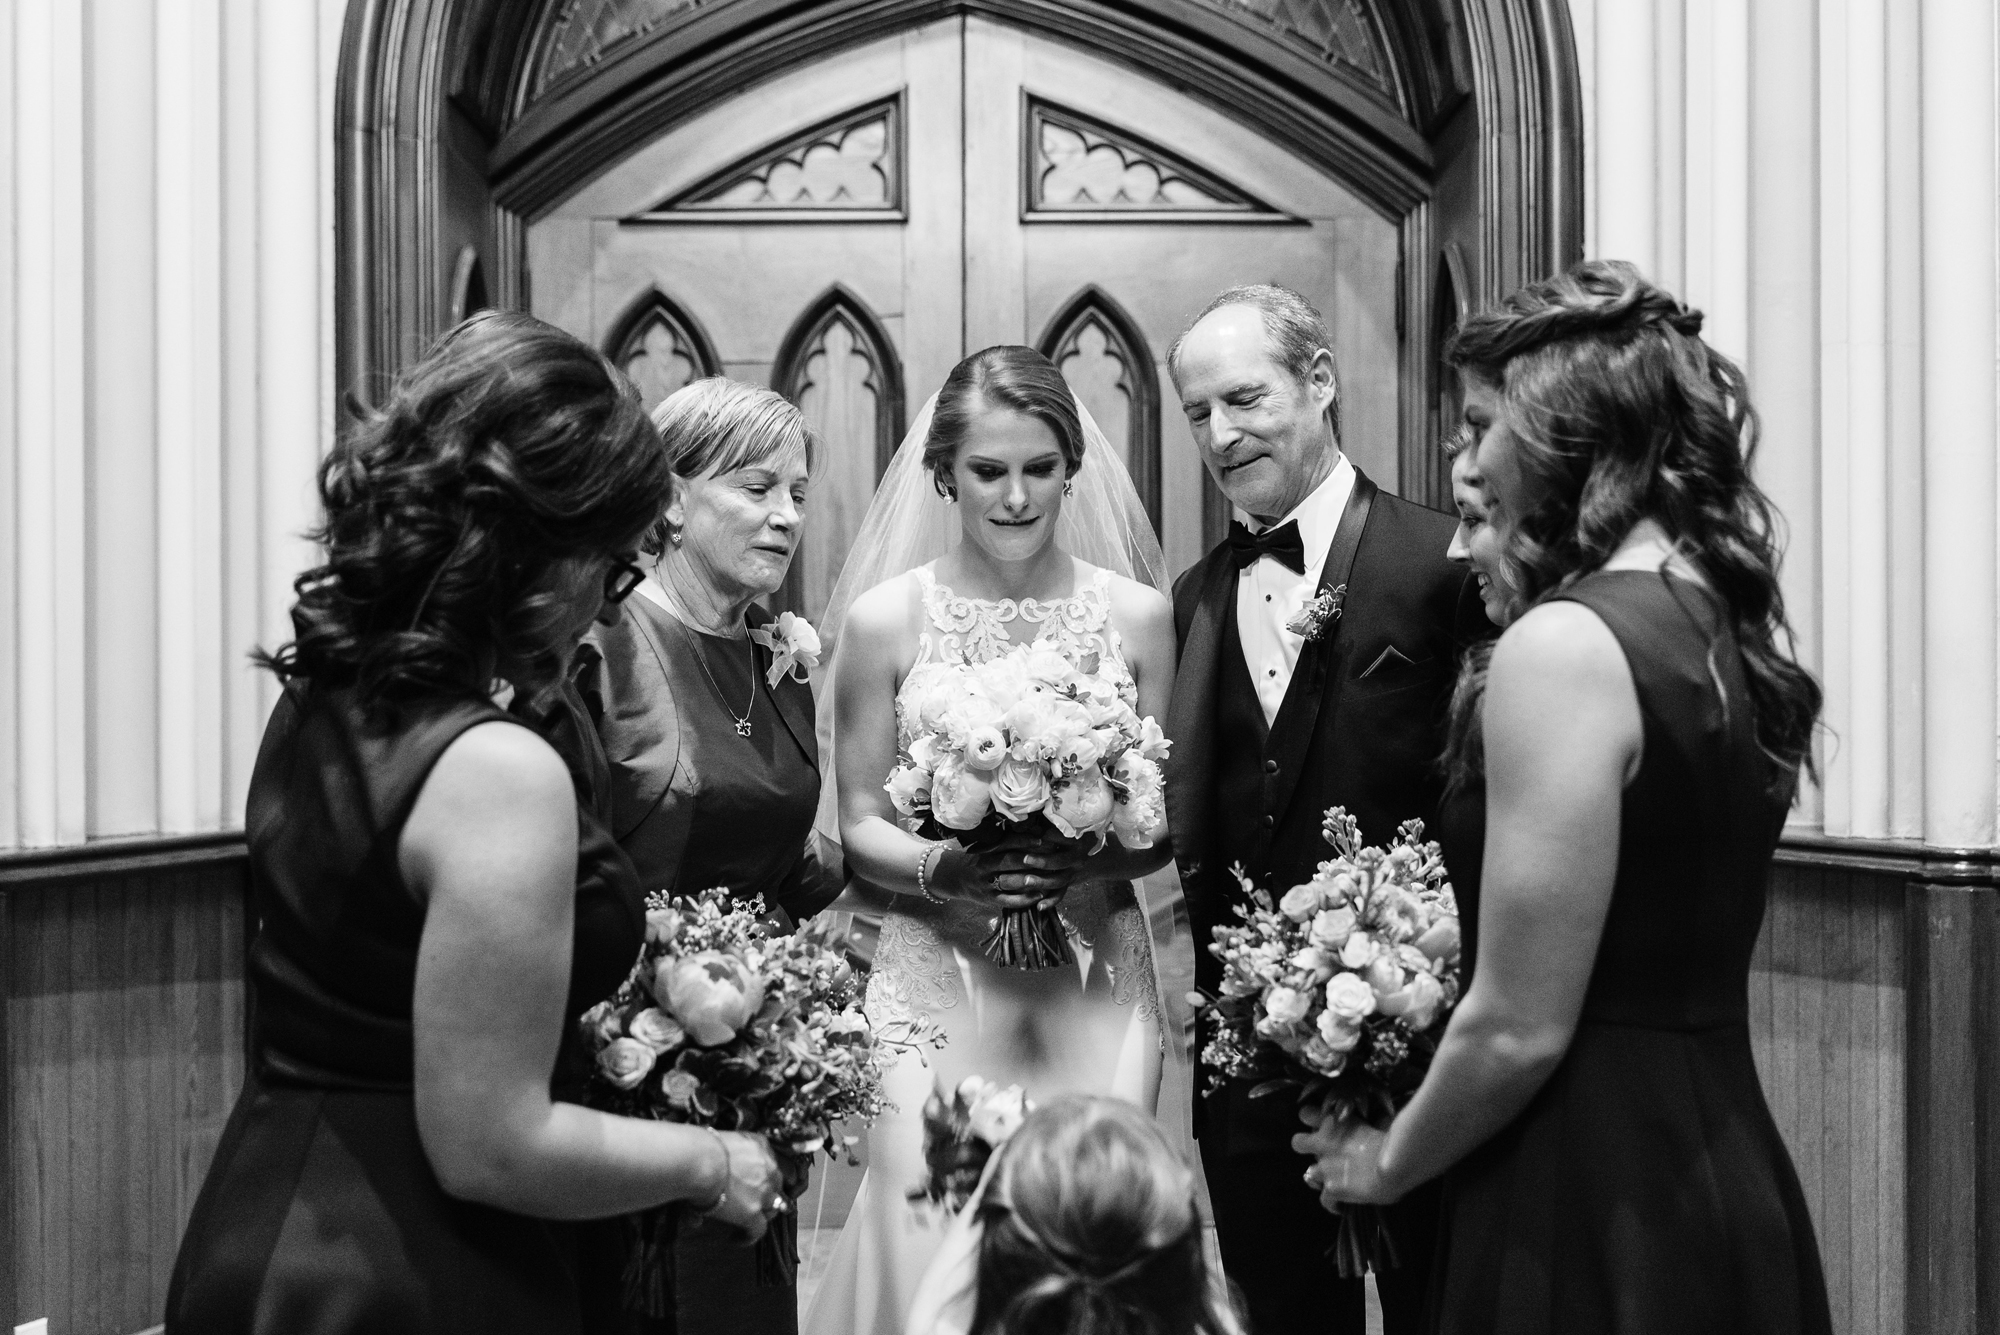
[909,565,1124,670]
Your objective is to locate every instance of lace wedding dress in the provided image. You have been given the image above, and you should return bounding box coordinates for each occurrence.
[800,564,1168,1335]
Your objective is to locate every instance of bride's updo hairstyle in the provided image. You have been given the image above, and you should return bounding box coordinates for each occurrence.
[1444,259,1820,784]
[259,311,669,726]
[969,1097,1238,1335]
[924,345,1085,499]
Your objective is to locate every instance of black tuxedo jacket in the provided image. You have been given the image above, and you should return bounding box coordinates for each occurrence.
[1165,468,1488,972]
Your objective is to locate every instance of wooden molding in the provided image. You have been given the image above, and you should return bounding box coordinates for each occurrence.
[1776,831,2000,885]
[0,832,248,888]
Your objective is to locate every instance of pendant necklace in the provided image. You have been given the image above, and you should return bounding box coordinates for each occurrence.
[671,611,756,738]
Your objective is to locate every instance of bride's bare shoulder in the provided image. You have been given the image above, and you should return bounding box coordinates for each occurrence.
[1076,560,1172,632]
[841,569,926,647]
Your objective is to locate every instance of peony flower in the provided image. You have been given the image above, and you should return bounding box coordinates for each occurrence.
[967,1084,1030,1144]
[908,733,948,774]
[597,1036,656,1090]
[1052,729,1105,776]
[1375,970,1447,1030]
[628,1008,686,1054]
[1309,906,1357,950]
[1323,971,1377,1023]
[1047,771,1115,839]
[1024,646,1077,688]
[990,756,1052,822]
[1278,883,1325,922]
[964,725,1008,771]
[656,951,766,1046]
[930,755,995,830]
[644,908,683,947]
[975,654,1033,710]
[886,763,933,816]
[1263,986,1312,1026]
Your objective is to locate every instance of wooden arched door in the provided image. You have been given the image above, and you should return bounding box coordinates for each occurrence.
[530,18,1403,615]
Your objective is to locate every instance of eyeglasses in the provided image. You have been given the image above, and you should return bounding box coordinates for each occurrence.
[603,558,645,604]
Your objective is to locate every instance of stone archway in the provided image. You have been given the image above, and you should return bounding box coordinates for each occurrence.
[336,0,1582,504]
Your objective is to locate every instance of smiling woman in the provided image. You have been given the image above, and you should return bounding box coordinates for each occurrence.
[574,376,847,1335]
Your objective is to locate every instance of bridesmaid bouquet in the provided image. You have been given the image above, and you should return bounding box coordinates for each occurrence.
[907,1076,1035,1214]
[580,887,939,1290]
[884,640,1170,969]
[1197,807,1462,1277]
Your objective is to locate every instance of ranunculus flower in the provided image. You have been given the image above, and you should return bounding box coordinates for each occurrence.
[597,1036,655,1090]
[1414,916,1461,964]
[1339,931,1379,971]
[1323,971,1377,1023]
[967,1084,1030,1144]
[1047,771,1114,839]
[990,756,1052,821]
[885,763,933,816]
[1375,970,1447,1030]
[1317,1006,1363,1052]
[644,908,682,947]
[661,1068,702,1109]
[1309,906,1357,950]
[628,1008,686,1053]
[930,755,995,830]
[656,951,765,1046]
[1279,883,1324,922]
[1263,986,1311,1026]
[965,725,1008,771]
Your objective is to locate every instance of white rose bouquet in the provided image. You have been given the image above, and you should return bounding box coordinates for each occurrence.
[885,641,1170,969]
[907,1076,1035,1214]
[1198,807,1462,1278]
[580,887,940,1290]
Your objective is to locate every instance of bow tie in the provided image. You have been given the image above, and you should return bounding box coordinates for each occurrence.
[1227,519,1306,574]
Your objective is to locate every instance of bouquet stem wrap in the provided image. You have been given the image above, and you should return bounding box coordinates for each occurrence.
[980,902,1072,971]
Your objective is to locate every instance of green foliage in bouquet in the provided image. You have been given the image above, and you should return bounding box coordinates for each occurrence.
[907,1076,1033,1215]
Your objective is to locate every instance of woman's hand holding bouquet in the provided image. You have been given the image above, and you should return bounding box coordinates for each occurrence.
[1197,807,1462,1278]
[884,641,1169,968]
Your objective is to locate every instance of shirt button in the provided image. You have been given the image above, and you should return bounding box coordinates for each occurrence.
[1267,669,1276,677]
[1264,760,1279,774]
[1265,594,1272,602]
[1262,815,1275,829]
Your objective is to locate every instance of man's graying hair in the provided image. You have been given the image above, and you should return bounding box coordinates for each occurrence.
[1168,283,1341,439]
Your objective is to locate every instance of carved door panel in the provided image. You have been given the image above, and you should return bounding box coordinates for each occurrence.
[529,16,1402,614]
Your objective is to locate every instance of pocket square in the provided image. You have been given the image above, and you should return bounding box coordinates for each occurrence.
[1359,644,1420,679]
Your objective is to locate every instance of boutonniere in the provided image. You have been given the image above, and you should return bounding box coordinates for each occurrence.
[1285,585,1346,643]
[748,611,822,688]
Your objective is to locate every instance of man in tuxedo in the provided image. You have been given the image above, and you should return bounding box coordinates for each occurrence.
[1164,285,1485,1334]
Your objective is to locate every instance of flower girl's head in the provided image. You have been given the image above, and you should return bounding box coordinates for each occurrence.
[969,1096,1237,1335]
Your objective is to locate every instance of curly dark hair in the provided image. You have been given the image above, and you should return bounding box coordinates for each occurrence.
[257,311,672,724]
[925,346,1084,498]
[1443,259,1821,786]
[968,1098,1237,1335]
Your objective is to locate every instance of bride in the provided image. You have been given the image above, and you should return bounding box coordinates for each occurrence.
[802,345,1196,1335]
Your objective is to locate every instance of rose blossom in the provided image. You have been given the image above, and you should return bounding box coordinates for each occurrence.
[1414,916,1461,964]
[596,1036,655,1090]
[1323,971,1377,1023]
[929,755,995,830]
[1375,970,1447,1030]
[1263,986,1311,1026]
[1365,955,1405,1000]
[1339,931,1379,971]
[628,1008,686,1053]
[1290,946,1336,984]
[1316,1007,1363,1052]
[990,756,1052,821]
[661,1068,702,1109]
[1278,883,1325,922]
[1309,906,1357,950]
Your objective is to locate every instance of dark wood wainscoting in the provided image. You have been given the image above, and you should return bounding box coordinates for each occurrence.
[1,831,1997,1333]
[0,837,248,1335]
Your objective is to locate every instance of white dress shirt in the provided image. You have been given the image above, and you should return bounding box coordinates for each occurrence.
[1235,454,1356,727]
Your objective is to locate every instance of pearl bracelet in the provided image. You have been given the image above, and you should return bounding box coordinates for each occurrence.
[915,841,946,905]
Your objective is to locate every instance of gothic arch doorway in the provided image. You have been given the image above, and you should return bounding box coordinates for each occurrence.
[338,0,1581,520]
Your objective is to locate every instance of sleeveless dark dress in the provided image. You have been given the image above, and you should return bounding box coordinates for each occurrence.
[165,681,645,1334]
[1428,571,1831,1335]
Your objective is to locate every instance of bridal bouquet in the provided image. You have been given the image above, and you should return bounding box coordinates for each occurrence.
[580,887,939,1291]
[908,1076,1035,1214]
[885,640,1169,969]
[1198,807,1462,1277]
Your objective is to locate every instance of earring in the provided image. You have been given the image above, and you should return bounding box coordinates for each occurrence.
[945,486,958,503]
[669,526,684,547]
[1063,481,1075,497]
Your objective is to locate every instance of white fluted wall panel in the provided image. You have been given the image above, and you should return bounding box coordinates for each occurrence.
[3,0,342,849]
[1575,0,2000,845]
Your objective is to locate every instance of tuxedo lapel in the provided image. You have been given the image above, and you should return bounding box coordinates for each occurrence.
[1165,549,1237,871]
[1263,471,1378,825]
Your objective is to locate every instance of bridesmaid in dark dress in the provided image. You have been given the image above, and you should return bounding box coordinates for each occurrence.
[578,378,845,1335]
[165,314,785,1335]
[1298,262,1832,1334]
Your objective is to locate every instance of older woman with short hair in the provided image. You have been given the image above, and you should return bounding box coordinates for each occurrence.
[578,376,845,1335]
